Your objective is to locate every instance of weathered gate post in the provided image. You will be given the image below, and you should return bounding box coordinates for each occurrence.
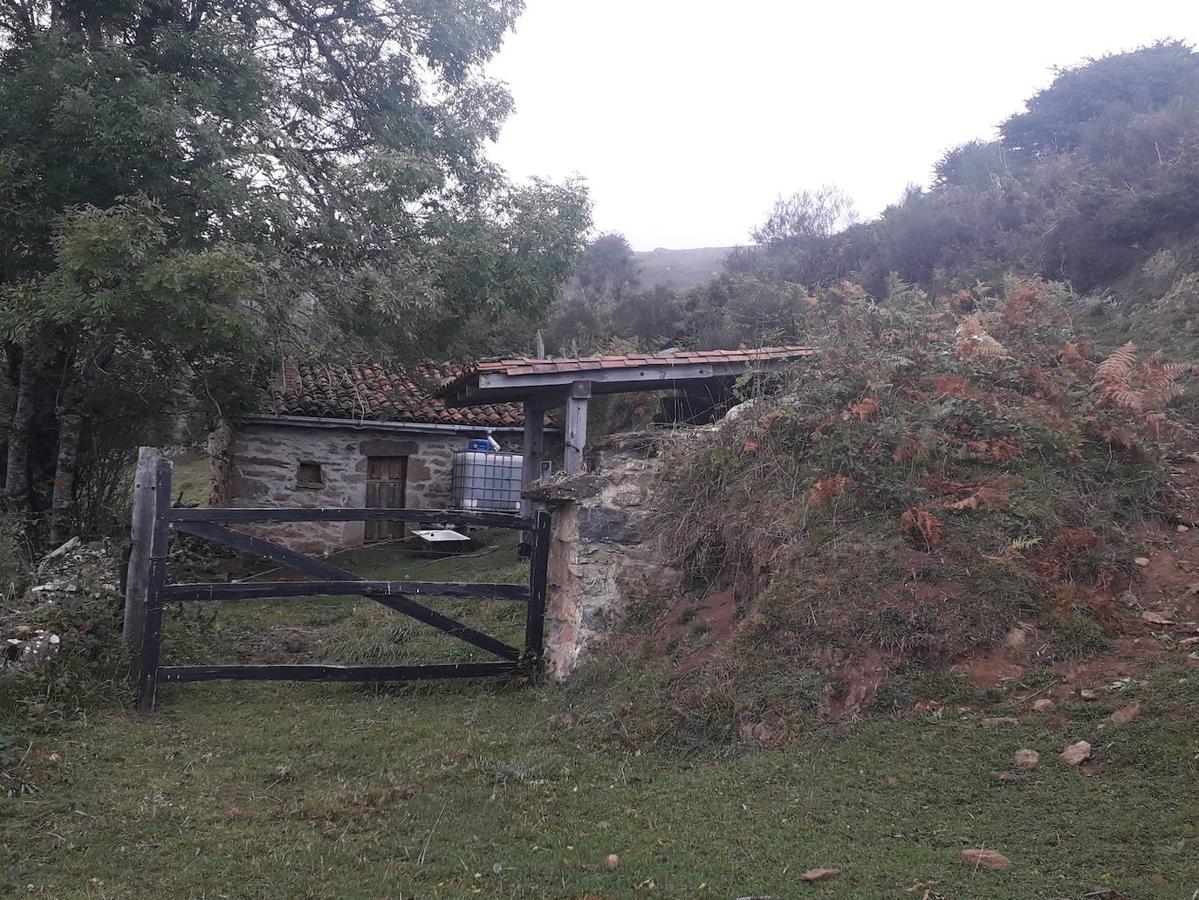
[123,449,172,711]
[123,447,161,655]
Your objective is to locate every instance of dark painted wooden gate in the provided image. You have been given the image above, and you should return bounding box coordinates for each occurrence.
[127,454,551,712]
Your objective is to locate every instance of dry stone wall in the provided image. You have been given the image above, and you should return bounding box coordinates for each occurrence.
[527,432,678,679]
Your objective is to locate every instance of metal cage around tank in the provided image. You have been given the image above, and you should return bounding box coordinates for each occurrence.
[450,450,524,512]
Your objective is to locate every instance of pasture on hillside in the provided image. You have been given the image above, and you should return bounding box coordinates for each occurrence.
[2,537,1196,899]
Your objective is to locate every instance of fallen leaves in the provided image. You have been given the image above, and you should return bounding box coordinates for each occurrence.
[847,396,881,422]
[900,507,942,548]
[959,848,1011,870]
[809,475,853,506]
[800,867,841,882]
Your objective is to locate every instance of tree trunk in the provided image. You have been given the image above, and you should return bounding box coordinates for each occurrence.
[5,348,38,510]
[50,371,85,545]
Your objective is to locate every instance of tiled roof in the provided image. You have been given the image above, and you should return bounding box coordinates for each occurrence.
[264,360,526,427]
[438,346,815,396]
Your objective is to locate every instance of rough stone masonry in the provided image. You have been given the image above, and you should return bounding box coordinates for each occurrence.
[526,431,679,679]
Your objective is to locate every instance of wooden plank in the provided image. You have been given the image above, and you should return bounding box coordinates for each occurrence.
[136,456,172,712]
[157,662,520,683]
[473,358,805,393]
[122,447,159,656]
[368,593,521,661]
[564,381,591,474]
[160,580,530,603]
[524,508,552,667]
[520,400,545,521]
[170,520,521,661]
[174,521,358,581]
[167,506,532,530]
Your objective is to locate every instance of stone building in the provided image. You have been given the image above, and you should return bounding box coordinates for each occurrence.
[208,360,536,553]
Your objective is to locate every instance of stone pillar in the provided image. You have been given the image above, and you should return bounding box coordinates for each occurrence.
[525,432,678,680]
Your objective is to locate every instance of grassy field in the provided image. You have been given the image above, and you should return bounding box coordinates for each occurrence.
[2,537,1197,898]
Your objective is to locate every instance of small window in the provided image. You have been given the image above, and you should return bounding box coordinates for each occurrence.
[297,462,324,487]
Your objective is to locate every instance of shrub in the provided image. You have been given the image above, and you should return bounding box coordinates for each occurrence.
[600,278,1187,742]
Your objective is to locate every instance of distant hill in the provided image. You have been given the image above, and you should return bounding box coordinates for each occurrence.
[633,246,734,292]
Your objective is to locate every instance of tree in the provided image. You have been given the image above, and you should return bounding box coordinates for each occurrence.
[1001,40,1199,159]
[0,0,589,541]
[752,186,858,248]
[575,233,640,303]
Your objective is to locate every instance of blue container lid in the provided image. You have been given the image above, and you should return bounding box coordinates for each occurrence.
[466,439,492,452]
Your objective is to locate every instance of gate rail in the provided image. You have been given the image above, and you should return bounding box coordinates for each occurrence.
[126,452,551,711]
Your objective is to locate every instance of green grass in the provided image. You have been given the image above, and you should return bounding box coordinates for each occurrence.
[166,450,211,508]
[2,539,1197,898]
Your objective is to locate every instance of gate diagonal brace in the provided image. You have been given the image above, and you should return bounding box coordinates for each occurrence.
[173,521,521,661]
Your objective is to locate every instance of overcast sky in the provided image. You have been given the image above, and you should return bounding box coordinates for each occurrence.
[486,1,1199,250]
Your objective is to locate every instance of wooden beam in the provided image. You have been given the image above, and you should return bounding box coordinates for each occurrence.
[157,662,520,684]
[168,507,532,529]
[159,580,529,603]
[474,358,805,393]
[564,381,591,474]
[520,400,546,520]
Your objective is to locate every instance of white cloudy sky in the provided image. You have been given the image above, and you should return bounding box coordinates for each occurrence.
[486,1,1199,250]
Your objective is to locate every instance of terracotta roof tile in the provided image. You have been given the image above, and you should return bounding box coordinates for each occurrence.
[264,360,527,428]
[437,346,815,398]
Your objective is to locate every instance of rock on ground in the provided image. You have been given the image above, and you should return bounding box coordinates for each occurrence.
[1061,740,1092,766]
[1014,748,1039,770]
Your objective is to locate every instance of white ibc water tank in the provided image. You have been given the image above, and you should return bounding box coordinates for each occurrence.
[451,451,523,511]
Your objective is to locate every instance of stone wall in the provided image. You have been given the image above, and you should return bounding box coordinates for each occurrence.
[527,432,677,680]
[217,420,519,554]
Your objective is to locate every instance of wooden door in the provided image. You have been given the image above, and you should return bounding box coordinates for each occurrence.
[365,456,408,542]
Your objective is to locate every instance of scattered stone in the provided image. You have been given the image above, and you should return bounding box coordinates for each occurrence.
[982,716,1019,727]
[800,868,841,883]
[605,854,620,869]
[1032,698,1055,713]
[1149,873,1166,886]
[1004,627,1027,649]
[959,849,1011,870]
[549,713,577,730]
[1061,740,1092,766]
[1014,748,1039,770]
[992,770,1019,782]
[1141,611,1173,625]
[1109,702,1141,726]
[886,776,899,787]
[1178,525,1190,533]
[1079,689,1098,701]
[1134,556,1151,568]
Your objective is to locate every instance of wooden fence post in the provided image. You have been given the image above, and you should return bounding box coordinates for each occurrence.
[563,381,591,474]
[524,508,552,669]
[123,447,161,657]
[135,455,172,712]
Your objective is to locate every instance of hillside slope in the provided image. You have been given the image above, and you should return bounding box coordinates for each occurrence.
[578,277,1198,747]
[633,246,733,292]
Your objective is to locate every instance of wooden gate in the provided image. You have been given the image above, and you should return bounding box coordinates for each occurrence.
[125,453,551,712]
